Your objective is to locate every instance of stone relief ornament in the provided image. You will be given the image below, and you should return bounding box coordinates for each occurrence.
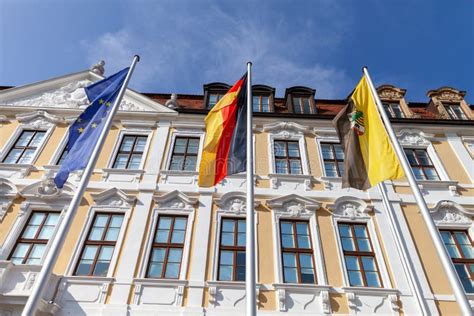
[216,192,259,215]
[91,188,136,208]
[154,190,197,212]
[267,194,320,218]
[329,196,372,219]
[376,85,406,100]
[165,94,179,109]
[427,87,465,102]
[430,200,473,225]
[397,129,434,147]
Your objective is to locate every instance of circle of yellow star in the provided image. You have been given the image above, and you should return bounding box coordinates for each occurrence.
[99,99,104,104]
[106,102,112,107]
[78,127,84,133]
[91,123,97,128]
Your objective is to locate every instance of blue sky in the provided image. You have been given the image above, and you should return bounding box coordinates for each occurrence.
[1,0,473,102]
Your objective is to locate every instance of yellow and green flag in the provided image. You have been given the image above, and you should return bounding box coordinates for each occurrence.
[333,75,404,190]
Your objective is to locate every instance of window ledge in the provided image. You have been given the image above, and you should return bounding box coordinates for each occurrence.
[207,280,250,289]
[268,173,312,191]
[319,176,343,190]
[342,286,399,296]
[160,170,199,176]
[133,278,187,287]
[0,163,36,178]
[393,180,459,196]
[273,282,331,292]
[63,275,115,283]
[160,170,199,185]
[102,168,145,183]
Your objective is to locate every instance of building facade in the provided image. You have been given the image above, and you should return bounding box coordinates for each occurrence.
[0,63,473,315]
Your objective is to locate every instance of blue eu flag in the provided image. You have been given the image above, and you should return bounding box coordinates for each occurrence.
[54,68,130,188]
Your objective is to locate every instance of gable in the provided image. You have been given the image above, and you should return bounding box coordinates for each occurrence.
[0,70,176,114]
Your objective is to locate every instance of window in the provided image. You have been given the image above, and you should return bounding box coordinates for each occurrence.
[440,230,474,292]
[9,211,60,264]
[321,142,345,177]
[280,220,316,283]
[274,140,302,174]
[74,213,124,276]
[56,147,69,165]
[146,215,187,279]
[112,135,148,169]
[169,137,200,171]
[253,95,270,112]
[3,130,46,164]
[338,223,382,287]
[208,93,224,109]
[383,103,404,118]
[404,148,440,180]
[292,96,312,114]
[218,218,246,281]
[445,104,467,120]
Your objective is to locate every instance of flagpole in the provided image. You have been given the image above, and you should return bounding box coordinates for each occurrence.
[22,55,140,316]
[246,61,257,316]
[363,67,472,315]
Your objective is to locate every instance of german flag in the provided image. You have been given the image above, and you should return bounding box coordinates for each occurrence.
[333,75,404,190]
[198,73,247,187]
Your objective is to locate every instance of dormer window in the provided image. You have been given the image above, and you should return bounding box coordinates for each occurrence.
[252,85,275,112]
[382,102,404,118]
[444,103,467,120]
[209,93,224,109]
[203,83,231,109]
[285,87,316,114]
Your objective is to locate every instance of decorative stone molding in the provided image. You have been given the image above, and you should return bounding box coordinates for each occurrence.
[90,188,136,208]
[208,285,218,306]
[328,196,372,219]
[321,290,331,314]
[16,110,65,128]
[278,288,287,311]
[0,115,10,127]
[427,87,465,102]
[215,191,260,215]
[267,194,321,218]
[153,190,198,212]
[0,178,18,221]
[430,200,473,226]
[20,179,75,201]
[397,129,434,147]
[388,294,400,312]
[343,287,400,314]
[263,121,314,137]
[176,285,185,306]
[268,174,313,191]
[377,85,406,101]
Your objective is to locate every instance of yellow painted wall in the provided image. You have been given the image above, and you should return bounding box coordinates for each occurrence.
[433,141,471,184]
[257,203,275,285]
[53,192,94,275]
[35,125,67,167]
[255,132,269,176]
[259,290,276,310]
[0,197,25,244]
[330,293,349,314]
[0,120,19,149]
[305,135,322,178]
[401,204,452,294]
[435,300,461,315]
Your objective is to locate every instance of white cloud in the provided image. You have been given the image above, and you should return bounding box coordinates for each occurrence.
[82,0,352,98]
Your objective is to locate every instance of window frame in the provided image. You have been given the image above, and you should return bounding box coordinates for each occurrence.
[165,130,205,172]
[336,222,384,287]
[107,130,152,170]
[0,126,52,165]
[404,148,441,181]
[273,139,303,175]
[73,212,125,277]
[252,94,272,112]
[269,133,310,176]
[8,210,61,265]
[0,202,64,264]
[292,94,315,114]
[66,206,130,277]
[444,103,467,120]
[216,217,247,281]
[279,219,317,284]
[319,141,345,177]
[139,205,195,280]
[168,136,201,172]
[331,200,392,289]
[382,102,405,118]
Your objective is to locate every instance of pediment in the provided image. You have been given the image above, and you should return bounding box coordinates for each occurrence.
[376,85,406,100]
[0,178,18,221]
[427,87,465,102]
[215,191,260,215]
[327,196,372,219]
[263,121,313,137]
[430,200,473,226]
[267,194,320,216]
[91,188,136,208]
[20,179,75,201]
[397,129,434,146]
[0,70,175,114]
[153,190,198,211]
